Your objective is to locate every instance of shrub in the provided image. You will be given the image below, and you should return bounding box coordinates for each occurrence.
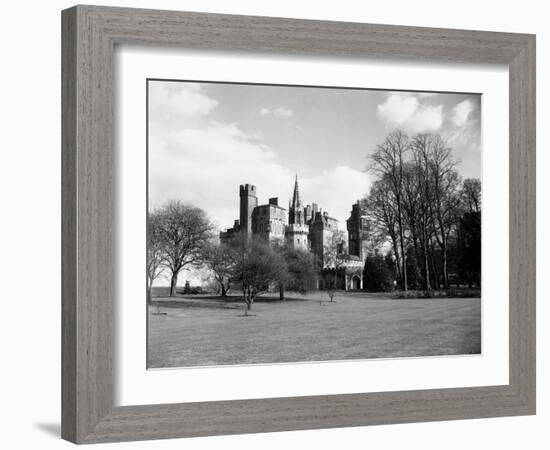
[363,254,394,292]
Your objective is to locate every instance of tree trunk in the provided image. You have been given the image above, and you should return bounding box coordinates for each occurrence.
[441,245,449,289]
[421,238,431,291]
[401,245,407,291]
[169,272,178,297]
[279,284,285,301]
[398,215,407,291]
[390,240,401,285]
[411,235,421,290]
[220,283,228,297]
[429,244,439,289]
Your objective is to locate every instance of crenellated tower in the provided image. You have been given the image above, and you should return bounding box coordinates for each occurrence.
[239,184,258,236]
[346,201,370,262]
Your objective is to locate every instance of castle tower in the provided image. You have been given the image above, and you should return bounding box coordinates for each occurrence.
[251,197,287,243]
[346,201,369,261]
[239,184,258,236]
[310,210,338,268]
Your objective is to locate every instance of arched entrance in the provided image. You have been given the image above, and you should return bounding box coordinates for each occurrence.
[352,275,361,290]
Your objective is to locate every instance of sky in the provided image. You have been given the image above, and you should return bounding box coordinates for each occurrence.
[148,79,481,234]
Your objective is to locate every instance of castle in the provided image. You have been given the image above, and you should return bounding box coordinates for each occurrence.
[220,176,370,290]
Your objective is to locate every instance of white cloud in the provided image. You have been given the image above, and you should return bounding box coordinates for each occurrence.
[299,166,370,226]
[150,123,288,230]
[149,82,218,118]
[409,104,443,132]
[452,99,474,127]
[377,94,418,124]
[377,93,443,133]
[150,122,369,233]
[259,107,294,118]
[274,107,294,117]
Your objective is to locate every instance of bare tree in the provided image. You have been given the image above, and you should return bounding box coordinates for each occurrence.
[285,247,317,293]
[322,229,346,302]
[147,211,166,303]
[155,200,214,297]
[202,241,237,297]
[366,131,473,292]
[364,175,403,285]
[369,130,410,290]
[417,134,462,288]
[409,134,441,290]
[458,178,482,287]
[461,178,482,213]
[233,237,287,314]
[275,244,317,301]
[401,162,423,289]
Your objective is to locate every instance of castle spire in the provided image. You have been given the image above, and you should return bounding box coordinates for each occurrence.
[289,174,304,225]
[292,173,301,209]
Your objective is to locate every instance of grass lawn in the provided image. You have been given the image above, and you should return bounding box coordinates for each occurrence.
[147,291,481,368]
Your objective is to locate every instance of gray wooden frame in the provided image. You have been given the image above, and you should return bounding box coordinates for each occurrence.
[62,5,536,444]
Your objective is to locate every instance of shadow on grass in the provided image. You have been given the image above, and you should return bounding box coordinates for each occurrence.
[150,294,313,310]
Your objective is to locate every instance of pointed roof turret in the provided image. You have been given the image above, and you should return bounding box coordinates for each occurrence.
[292,173,301,209]
[289,174,306,225]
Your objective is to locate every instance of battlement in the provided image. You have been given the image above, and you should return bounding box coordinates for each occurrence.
[285,223,309,233]
[239,184,257,196]
[311,210,338,229]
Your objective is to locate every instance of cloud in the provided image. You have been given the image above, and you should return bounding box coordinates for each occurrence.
[299,166,370,225]
[451,99,474,127]
[409,104,444,132]
[274,107,294,117]
[444,99,480,153]
[150,122,368,233]
[377,94,418,124]
[444,121,481,154]
[259,107,294,118]
[376,93,443,133]
[149,82,218,118]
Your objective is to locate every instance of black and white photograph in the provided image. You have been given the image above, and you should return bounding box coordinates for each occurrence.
[2,0,544,447]
[147,79,482,369]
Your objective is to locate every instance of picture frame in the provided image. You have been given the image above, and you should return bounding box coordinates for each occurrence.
[61,4,536,444]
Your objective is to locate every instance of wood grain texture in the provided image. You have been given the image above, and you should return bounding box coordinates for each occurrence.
[61,7,77,443]
[61,5,536,444]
